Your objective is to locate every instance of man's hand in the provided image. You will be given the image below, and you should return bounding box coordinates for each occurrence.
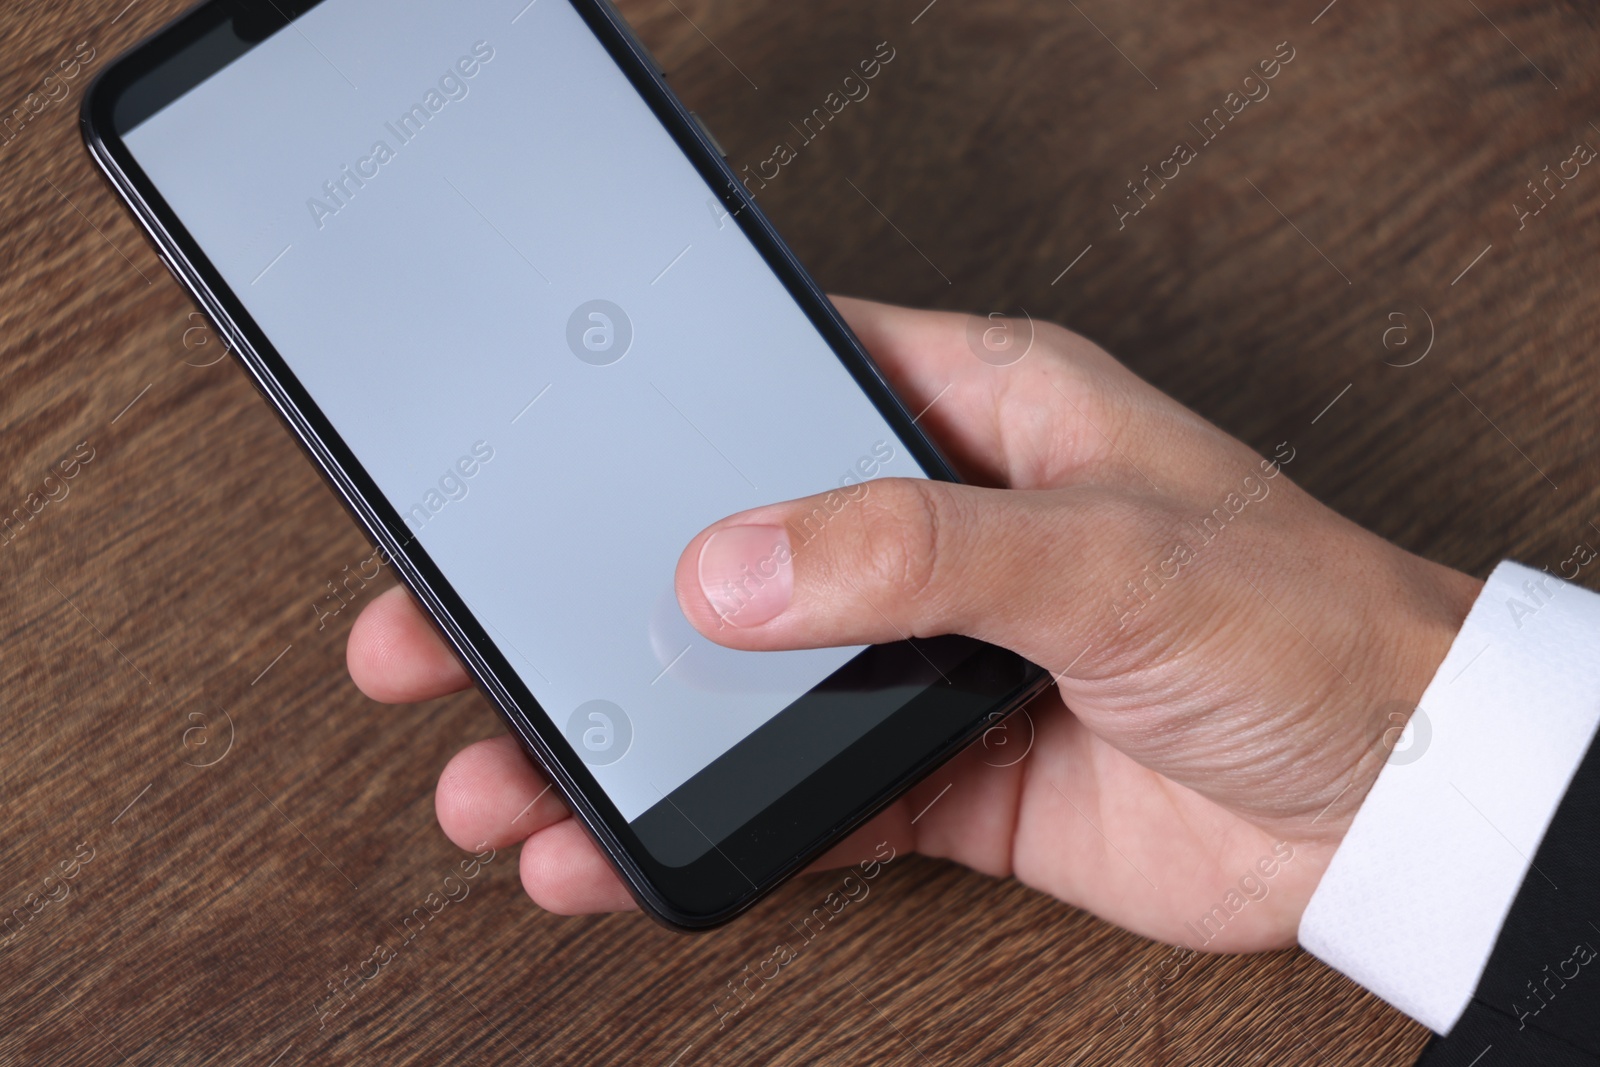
[346,296,1480,950]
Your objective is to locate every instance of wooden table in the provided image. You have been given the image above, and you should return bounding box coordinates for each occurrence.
[5,0,1596,1062]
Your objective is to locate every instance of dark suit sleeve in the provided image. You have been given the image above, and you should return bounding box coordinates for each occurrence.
[1417,726,1600,1065]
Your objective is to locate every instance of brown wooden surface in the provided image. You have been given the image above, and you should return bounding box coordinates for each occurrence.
[4,0,1598,1063]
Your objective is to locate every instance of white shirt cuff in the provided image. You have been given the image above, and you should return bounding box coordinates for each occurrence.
[1297,559,1600,1033]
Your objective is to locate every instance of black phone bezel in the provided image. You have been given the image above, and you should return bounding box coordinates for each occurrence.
[81,0,1051,929]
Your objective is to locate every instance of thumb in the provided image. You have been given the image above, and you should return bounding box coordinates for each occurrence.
[673,477,1122,668]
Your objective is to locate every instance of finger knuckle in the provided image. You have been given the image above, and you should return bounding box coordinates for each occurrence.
[855,478,949,610]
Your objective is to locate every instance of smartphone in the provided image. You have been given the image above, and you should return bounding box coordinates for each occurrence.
[83,0,1049,928]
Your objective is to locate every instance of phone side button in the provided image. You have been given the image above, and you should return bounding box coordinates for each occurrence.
[689,111,727,158]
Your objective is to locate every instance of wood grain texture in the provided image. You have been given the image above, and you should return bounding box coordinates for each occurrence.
[3,0,1597,1063]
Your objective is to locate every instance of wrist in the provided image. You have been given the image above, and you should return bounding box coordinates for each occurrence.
[1296,559,1600,1032]
[1316,551,1483,845]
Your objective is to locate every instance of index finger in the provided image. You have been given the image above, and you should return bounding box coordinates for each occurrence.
[347,583,473,703]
